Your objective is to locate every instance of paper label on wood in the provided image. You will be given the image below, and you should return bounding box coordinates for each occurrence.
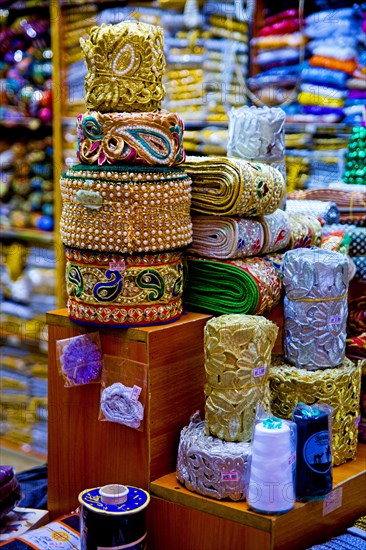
[323,487,343,516]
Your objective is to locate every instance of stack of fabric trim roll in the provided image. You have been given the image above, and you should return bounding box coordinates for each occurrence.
[182,153,322,316]
[249,8,302,108]
[60,20,192,327]
[270,248,362,465]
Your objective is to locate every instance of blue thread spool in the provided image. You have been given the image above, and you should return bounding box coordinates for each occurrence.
[79,484,150,549]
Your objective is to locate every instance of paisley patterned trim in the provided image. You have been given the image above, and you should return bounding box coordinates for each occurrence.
[65,248,184,326]
[77,111,185,166]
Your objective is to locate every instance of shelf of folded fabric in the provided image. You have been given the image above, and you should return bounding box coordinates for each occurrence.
[149,443,366,550]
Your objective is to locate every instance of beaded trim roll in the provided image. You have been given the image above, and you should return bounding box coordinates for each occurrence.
[269,358,361,465]
[204,315,278,442]
[183,156,285,216]
[81,20,166,112]
[65,248,184,327]
[176,412,251,501]
[60,165,192,253]
[77,111,185,166]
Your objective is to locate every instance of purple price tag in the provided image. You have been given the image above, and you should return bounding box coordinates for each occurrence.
[330,315,341,325]
[253,366,266,378]
[109,260,126,271]
[221,471,239,482]
[130,385,142,402]
[288,453,296,466]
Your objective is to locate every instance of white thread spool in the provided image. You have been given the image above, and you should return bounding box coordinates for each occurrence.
[247,420,295,514]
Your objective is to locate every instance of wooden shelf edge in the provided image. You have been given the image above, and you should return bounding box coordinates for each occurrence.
[46,309,211,339]
[150,444,366,532]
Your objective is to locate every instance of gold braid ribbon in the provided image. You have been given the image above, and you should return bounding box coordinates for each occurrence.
[80,20,166,112]
[183,156,285,217]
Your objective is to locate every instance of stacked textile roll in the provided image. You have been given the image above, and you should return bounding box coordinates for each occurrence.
[269,248,361,466]
[176,314,278,501]
[299,8,364,123]
[183,155,287,315]
[60,20,192,327]
[248,8,302,108]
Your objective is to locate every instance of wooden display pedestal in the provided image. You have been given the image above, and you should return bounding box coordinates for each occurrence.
[149,444,366,550]
[47,309,211,518]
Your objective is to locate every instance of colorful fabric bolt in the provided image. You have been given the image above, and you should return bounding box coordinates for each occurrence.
[66,248,184,327]
[80,20,166,112]
[204,315,278,442]
[269,358,361,465]
[301,67,348,90]
[298,92,345,109]
[309,55,358,74]
[344,126,366,185]
[288,188,366,210]
[347,228,366,256]
[76,111,185,166]
[60,164,192,253]
[184,256,281,316]
[259,19,300,37]
[184,156,285,216]
[283,249,349,369]
[176,412,250,501]
[348,297,366,336]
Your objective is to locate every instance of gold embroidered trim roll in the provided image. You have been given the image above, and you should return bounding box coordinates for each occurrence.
[269,358,362,465]
[66,248,184,327]
[80,20,166,112]
[204,315,278,442]
[76,111,185,166]
[288,214,323,249]
[183,156,285,216]
[60,165,192,253]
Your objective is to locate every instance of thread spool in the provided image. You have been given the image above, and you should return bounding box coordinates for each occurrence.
[247,418,296,514]
[293,404,333,500]
[79,484,149,549]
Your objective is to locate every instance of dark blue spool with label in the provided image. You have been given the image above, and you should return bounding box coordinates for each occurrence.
[293,403,333,501]
[79,484,150,549]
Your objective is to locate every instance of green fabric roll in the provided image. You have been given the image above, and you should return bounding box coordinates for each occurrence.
[184,257,282,315]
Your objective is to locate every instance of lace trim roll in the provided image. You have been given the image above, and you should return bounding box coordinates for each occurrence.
[204,315,278,442]
[76,111,185,167]
[81,20,166,112]
[101,382,144,428]
[269,358,361,465]
[283,249,349,369]
[176,412,250,501]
